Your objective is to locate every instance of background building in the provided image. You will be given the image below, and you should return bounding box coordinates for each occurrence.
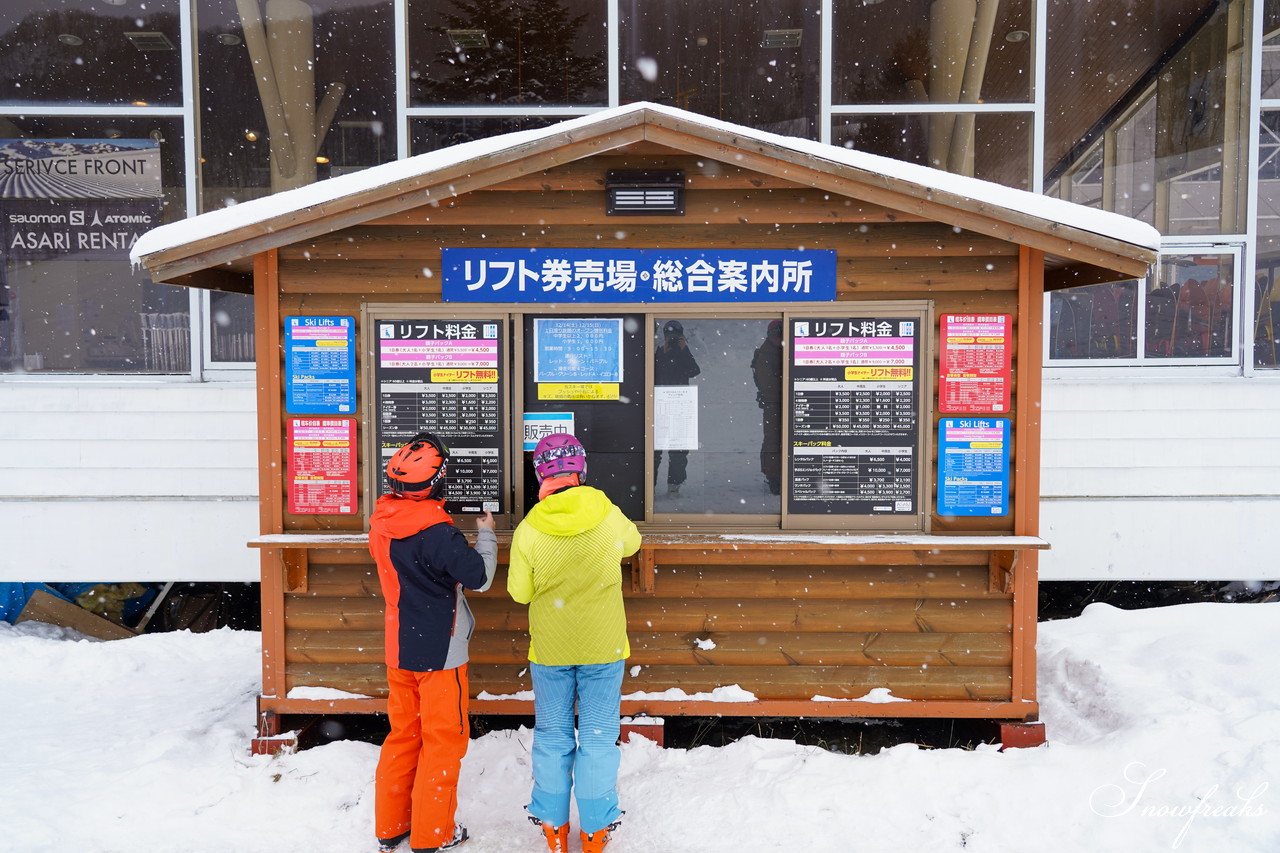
[1,0,1276,585]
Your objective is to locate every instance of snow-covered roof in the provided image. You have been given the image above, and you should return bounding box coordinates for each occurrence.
[132,102,1159,282]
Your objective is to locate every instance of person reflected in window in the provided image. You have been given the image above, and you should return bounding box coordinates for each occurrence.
[653,319,700,497]
[751,319,784,495]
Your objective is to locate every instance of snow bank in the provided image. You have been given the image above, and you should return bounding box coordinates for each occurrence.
[1,602,1277,852]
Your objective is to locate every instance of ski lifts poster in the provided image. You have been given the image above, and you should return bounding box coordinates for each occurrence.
[284,316,356,415]
[937,418,1011,516]
[938,314,1012,413]
[287,418,357,515]
[373,318,505,514]
[787,316,921,517]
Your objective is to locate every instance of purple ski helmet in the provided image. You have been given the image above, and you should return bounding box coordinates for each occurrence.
[532,432,587,483]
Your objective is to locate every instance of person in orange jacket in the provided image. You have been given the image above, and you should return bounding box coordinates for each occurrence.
[368,433,496,853]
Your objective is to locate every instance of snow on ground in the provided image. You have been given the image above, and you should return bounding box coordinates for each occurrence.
[1,603,1277,853]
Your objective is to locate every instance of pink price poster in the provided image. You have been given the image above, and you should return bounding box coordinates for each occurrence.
[939,314,1012,413]
[287,418,357,514]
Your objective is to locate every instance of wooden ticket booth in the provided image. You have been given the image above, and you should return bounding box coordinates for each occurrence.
[133,103,1156,751]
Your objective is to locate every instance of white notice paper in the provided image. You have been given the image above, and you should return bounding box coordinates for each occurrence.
[654,385,699,450]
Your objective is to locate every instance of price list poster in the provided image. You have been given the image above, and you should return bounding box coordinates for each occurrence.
[374,319,505,514]
[787,317,921,519]
[938,314,1011,413]
[287,418,357,514]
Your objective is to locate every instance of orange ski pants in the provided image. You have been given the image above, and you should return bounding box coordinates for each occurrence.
[376,664,470,850]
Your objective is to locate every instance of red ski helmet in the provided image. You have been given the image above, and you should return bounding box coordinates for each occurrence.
[386,432,448,499]
[532,432,587,483]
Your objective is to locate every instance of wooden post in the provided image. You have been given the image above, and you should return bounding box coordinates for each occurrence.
[1012,246,1045,718]
[255,250,289,716]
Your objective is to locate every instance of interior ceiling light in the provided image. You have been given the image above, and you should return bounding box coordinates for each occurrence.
[125,31,175,51]
[57,33,83,46]
[100,0,128,5]
[216,33,242,46]
[1005,29,1030,43]
[446,29,488,50]
[762,29,802,49]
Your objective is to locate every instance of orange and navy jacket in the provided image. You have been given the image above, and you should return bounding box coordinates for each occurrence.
[368,495,497,672]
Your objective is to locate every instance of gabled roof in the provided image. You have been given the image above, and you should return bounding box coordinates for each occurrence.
[131,102,1159,293]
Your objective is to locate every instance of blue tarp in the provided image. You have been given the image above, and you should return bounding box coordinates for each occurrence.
[0,582,121,624]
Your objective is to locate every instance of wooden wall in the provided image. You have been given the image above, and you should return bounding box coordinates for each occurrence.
[262,143,1031,712]
[282,545,1013,704]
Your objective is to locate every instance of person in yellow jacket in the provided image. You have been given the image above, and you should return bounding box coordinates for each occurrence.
[508,433,641,853]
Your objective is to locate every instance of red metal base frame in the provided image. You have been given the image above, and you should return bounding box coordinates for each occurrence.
[620,716,665,747]
[997,720,1046,750]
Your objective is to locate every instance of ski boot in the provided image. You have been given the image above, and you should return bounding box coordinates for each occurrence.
[411,824,468,853]
[528,814,570,852]
[377,831,409,853]
[579,819,621,853]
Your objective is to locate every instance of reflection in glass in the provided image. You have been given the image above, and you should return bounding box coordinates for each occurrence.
[410,115,560,154]
[1049,2,1244,237]
[653,318,781,515]
[196,0,396,364]
[0,117,189,374]
[1113,98,1156,225]
[408,0,607,107]
[831,0,1032,105]
[621,0,820,137]
[1257,109,1280,368]
[209,291,255,363]
[832,113,1030,190]
[197,0,396,206]
[0,0,183,106]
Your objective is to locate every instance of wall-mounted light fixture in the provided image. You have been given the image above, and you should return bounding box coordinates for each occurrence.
[446,29,488,50]
[125,31,175,51]
[606,170,685,216]
[762,29,802,49]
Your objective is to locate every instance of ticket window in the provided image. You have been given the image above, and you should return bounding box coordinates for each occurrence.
[364,304,930,532]
[652,316,783,519]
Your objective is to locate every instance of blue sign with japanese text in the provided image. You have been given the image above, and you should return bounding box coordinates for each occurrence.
[534,317,624,383]
[284,316,356,414]
[937,418,1010,517]
[442,248,837,302]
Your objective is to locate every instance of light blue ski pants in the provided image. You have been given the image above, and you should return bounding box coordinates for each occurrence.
[528,660,625,834]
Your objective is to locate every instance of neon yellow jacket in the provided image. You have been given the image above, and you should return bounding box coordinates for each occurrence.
[507,485,642,665]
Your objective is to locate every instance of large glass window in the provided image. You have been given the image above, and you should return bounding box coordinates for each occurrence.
[620,0,820,138]
[0,116,189,373]
[1113,96,1156,225]
[831,0,1033,106]
[0,0,183,107]
[1046,0,1247,237]
[1255,109,1280,368]
[408,0,607,107]
[652,317,782,516]
[196,0,397,365]
[1048,250,1239,366]
[410,115,560,155]
[197,0,397,206]
[831,112,1031,190]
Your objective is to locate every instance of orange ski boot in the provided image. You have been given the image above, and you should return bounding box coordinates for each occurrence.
[580,825,616,853]
[539,821,570,852]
